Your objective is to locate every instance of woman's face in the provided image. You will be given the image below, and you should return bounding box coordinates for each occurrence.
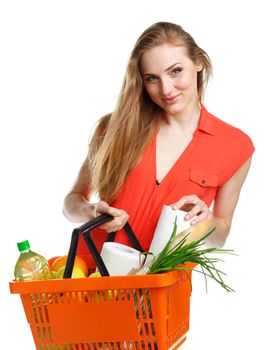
[140,44,202,117]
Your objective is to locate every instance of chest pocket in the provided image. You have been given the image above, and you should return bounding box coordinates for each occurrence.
[190,169,218,187]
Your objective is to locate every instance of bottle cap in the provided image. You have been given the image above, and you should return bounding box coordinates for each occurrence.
[17,240,30,252]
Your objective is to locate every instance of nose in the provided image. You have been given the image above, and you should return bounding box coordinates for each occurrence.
[160,77,173,96]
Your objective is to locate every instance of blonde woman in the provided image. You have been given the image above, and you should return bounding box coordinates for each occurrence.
[63,22,254,269]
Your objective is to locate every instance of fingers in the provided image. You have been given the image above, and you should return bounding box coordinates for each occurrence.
[184,200,205,221]
[189,205,211,225]
[171,194,199,211]
[106,210,129,232]
[92,201,129,232]
[93,201,122,217]
[100,210,129,232]
[170,195,212,225]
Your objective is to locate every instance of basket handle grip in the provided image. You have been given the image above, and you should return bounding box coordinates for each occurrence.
[63,214,144,278]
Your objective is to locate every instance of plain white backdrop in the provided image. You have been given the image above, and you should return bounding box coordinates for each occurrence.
[1,0,270,349]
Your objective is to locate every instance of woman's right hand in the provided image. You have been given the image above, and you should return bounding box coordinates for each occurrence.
[91,200,129,232]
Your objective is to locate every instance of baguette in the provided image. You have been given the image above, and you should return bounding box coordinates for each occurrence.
[173,218,214,246]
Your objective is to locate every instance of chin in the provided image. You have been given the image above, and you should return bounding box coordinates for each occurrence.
[165,104,184,116]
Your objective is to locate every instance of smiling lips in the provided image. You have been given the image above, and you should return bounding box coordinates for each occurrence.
[162,93,181,104]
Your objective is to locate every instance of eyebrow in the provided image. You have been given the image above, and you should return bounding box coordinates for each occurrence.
[143,62,181,76]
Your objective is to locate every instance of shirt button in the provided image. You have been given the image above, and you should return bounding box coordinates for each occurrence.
[201,179,207,185]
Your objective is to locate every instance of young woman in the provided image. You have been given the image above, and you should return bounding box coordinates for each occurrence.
[63,22,254,268]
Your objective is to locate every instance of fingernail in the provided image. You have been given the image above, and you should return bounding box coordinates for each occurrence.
[185,214,190,220]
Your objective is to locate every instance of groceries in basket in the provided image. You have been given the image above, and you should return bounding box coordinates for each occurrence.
[14,240,52,281]
[13,205,234,293]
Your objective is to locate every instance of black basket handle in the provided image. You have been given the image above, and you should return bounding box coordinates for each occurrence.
[63,214,144,278]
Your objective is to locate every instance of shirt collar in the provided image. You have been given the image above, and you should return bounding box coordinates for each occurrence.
[197,103,215,136]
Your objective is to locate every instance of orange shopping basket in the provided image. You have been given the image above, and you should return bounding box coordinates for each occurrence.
[10,214,194,350]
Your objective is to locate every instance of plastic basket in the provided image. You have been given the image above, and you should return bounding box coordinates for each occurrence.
[10,215,194,350]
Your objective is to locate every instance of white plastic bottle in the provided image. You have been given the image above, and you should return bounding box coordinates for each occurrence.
[14,240,52,281]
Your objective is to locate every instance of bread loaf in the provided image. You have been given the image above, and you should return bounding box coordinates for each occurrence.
[174,218,214,246]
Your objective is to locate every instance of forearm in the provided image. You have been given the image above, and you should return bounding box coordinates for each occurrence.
[205,216,231,248]
[63,192,95,223]
[206,158,253,247]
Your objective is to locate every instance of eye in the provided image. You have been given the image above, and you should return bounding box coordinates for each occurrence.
[171,67,183,76]
[145,75,159,83]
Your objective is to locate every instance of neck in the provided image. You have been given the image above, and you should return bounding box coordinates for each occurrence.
[163,98,201,133]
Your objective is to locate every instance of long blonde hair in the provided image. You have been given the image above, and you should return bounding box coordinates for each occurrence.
[88,22,212,203]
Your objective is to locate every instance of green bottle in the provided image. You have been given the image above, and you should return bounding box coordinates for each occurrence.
[14,240,52,281]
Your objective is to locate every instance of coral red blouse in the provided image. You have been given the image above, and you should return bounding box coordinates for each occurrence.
[78,105,255,267]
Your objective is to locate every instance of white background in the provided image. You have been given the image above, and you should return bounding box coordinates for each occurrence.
[1,0,270,349]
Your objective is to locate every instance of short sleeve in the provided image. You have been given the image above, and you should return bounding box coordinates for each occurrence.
[218,129,255,186]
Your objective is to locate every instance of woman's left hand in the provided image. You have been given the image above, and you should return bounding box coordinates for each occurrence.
[169,194,213,225]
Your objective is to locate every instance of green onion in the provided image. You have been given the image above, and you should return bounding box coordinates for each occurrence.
[147,217,235,292]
